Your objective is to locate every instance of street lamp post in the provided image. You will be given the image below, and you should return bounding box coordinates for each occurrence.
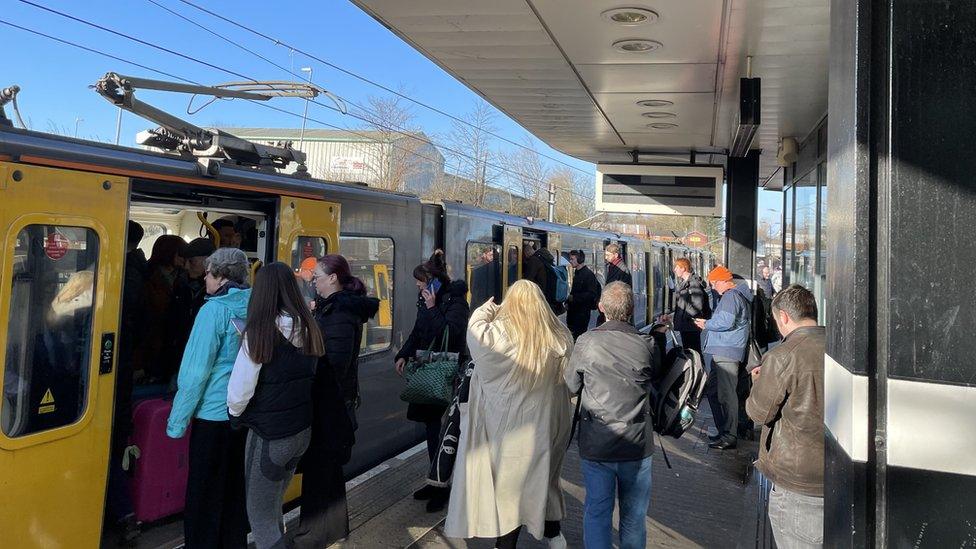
[74,117,84,138]
[299,67,312,150]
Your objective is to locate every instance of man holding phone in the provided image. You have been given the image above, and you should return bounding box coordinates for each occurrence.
[694,266,753,450]
[746,285,825,548]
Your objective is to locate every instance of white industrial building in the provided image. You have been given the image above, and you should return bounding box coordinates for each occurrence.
[224,127,445,194]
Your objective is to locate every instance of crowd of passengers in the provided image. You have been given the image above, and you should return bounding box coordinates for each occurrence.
[110,218,825,549]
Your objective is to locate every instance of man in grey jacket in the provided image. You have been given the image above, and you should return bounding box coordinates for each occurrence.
[565,282,663,549]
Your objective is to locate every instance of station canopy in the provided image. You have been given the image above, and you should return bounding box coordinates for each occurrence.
[351,0,828,188]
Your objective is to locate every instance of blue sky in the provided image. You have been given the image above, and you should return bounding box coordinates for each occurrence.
[1,0,780,221]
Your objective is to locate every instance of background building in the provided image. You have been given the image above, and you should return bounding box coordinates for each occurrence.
[224,127,444,194]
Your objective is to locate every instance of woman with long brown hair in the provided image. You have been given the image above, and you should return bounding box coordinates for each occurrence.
[446,279,573,548]
[226,262,324,549]
[292,254,378,548]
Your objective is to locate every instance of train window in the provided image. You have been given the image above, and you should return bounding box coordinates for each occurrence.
[466,242,501,307]
[3,225,99,438]
[291,236,328,303]
[339,236,394,354]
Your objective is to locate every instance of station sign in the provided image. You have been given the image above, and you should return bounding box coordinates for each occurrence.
[595,164,724,217]
[683,231,708,247]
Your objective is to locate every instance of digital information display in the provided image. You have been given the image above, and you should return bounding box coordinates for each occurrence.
[595,164,724,217]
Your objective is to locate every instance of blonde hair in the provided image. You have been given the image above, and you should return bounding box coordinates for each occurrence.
[495,280,572,386]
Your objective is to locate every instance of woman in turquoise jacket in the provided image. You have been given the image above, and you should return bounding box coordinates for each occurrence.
[166,247,251,549]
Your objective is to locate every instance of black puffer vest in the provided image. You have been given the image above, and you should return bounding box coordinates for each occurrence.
[237,334,317,440]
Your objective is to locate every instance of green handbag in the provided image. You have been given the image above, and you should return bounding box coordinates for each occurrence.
[399,327,458,407]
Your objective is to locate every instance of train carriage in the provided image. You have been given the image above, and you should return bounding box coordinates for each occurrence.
[0,120,708,547]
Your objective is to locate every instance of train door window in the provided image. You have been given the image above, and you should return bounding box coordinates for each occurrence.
[506,245,520,288]
[291,236,328,303]
[339,236,395,354]
[466,242,501,307]
[3,225,99,438]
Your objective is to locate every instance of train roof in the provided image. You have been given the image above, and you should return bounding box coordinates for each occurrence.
[0,126,420,204]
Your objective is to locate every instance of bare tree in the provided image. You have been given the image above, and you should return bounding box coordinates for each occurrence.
[546,168,595,225]
[498,137,551,217]
[442,100,498,206]
[357,93,424,192]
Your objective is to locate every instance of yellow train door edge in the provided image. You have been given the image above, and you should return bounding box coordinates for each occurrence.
[276,196,340,264]
[0,162,130,547]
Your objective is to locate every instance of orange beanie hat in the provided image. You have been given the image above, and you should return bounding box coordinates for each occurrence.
[707,265,733,283]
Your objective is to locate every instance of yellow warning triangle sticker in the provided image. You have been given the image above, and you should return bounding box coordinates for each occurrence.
[41,389,55,405]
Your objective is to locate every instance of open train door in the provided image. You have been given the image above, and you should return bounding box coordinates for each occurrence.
[277,196,341,268]
[0,162,129,546]
[502,225,522,297]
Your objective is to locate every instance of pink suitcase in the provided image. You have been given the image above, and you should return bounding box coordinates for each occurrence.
[129,398,191,523]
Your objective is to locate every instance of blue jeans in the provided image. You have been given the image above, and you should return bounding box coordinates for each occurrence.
[581,456,653,549]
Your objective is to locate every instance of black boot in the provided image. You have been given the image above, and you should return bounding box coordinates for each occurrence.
[413,484,436,500]
[426,487,450,513]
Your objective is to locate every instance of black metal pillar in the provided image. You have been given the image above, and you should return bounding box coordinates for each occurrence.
[724,149,759,278]
[826,0,976,547]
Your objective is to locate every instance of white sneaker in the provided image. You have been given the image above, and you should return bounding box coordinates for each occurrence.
[547,533,567,549]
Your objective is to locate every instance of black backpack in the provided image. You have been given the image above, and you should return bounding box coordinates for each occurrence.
[652,329,707,439]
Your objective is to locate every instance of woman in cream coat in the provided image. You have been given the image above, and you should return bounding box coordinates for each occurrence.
[445,280,573,548]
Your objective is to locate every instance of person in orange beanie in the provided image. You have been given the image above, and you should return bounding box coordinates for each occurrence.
[694,265,753,449]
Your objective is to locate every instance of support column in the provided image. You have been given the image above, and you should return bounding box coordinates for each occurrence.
[826,0,976,547]
[724,149,759,278]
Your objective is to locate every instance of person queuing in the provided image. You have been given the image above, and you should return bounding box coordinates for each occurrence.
[598,243,631,325]
[445,280,572,549]
[395,250,470,513]
[166,248,251,548]
[565,249,601,341]
[565,281,662,549]
[604,243,631,286]
[522,241,564,315]
[171,238,217,385]
[226,262,325,549]
[293,255,379,548]
[694,266,753,450]
[140,235,188,383]
[747,285,826,548]
[104,221,147,545]
[666,257,711,355]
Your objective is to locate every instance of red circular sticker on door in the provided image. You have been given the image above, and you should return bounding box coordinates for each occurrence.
[45,232,69,260]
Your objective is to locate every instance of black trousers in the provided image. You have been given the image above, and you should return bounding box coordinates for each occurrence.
[184,419,248,549]
[495,521,561,548]
[294,451,349,548]
[567,310,590,341]
[678,330,703,355]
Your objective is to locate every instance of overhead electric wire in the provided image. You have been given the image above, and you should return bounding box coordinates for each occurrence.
[15,0,594,202]
[173,0,596,179]
[141,0,594,201]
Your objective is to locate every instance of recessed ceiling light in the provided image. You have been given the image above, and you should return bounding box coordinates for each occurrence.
[637,99,673,107]
[647,122,678,129]
[601,7,660,26]
[612,39,663,53]
[641,111,676,119]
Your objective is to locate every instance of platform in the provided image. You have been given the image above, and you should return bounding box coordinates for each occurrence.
[330,404,761,548]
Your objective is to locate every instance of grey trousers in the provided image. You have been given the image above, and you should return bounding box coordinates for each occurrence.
[768,484,824,549]
[245,428,312,549]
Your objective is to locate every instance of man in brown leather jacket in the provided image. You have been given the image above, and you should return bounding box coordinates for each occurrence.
[746,284,826,548]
